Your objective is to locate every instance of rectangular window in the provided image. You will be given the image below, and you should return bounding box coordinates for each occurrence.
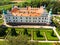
[16,17,17,19]
[26,20,28,22]
[9,20,11,22]
[6,21,8,22]
[6,18,7,19]
[29,20,31,22]
[9,17,10,19]
[42,21,43,22]
[45,18,46,19]
[29,17,31,19]
[21,20,22,22]
[13,17,14,19]
[26,17,28,19]
[33,18,35,19]
[35,21,36,22]
[16,20,17,22]
[39,21,40,22]
[20,17,22,19]
[42,18,44,19]
[35,18,37,19]
[13,20,15,22]
[39,18,40,19]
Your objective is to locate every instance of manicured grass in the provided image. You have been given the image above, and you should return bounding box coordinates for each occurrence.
[54,16,60,20]
[33,31,45,40]
[0,41,5,45]
[0,41,54,45]
[56,28,60,36]
[0,4,12,11]
[45,30,59,41]
[0,15,2,18]
[38,42,53,45]
[0,19,4,25]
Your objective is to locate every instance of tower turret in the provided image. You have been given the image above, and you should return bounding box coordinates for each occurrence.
[43,5,46,9]
[2,8,7,15]
[49,8,52,16]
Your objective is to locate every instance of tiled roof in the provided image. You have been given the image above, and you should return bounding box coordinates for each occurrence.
[11,6,44,17]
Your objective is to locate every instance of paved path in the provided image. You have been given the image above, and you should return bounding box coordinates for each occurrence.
[44,32,48,41]
[0,39,60,43]
[0,18,2,19]
[0,39,5,41]
[53,27,60,40]
[30,40,60,43]
[5,24,53,28]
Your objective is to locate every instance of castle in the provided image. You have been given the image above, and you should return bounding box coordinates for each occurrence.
[3,5,52,25]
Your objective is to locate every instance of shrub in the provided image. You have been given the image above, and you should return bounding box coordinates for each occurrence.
[36,30,43,37]
[10,28,18,36]
[0,28,6,37]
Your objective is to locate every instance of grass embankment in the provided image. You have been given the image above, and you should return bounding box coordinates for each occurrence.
[0,41,54,45]
[0,19,4,25]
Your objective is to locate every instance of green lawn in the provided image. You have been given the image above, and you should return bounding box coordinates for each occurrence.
[45,31,59,41]
[32,28,58,41]
[56,28,60,36]
[0,15,2,18]
[9,28,58,41]
[38,43,53,45]
[54,16,60,20]
[33,31,45,40]
[0,19,4,25]
[0,41,54,45]
[0,41,5,45]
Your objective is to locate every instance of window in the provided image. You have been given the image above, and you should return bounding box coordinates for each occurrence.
[16,20,17,22]
[26,17,28,19]
[21,20,22,22]
[45,18,46,19]
[16,17,17,19]
[42,18,44,19]
[39,18,40,19]
[29,17,31,19]
[35,18,37,19]
[35,21,36,22]
[13,20,15,22]
[9,20,11,22]
[6,21,8,22]
[20,17,22,19]
[33,18,35,19]
[26,20,28,22]
[33,21,34,22]
[39,21,40,22]
[29,20,31,22]
[42,21,43,22]
[6,18,7,19]
[9,17,10,19]
[13,17,14,19]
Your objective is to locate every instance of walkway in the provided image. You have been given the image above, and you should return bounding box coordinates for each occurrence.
[53,27,60,40]
[44,32,48,41]
[30,40,60,43]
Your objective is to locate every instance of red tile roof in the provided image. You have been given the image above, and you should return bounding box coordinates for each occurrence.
[11,6,44,17]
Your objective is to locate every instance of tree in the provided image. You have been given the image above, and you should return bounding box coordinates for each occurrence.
[0,28,6,37]
[24,28,28,35]
[24,28,31,37]
[36,30,43,37]
[51,31,56,37]
[5,34,37,45]
[10,28,17,36]
[54,42,60,45]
